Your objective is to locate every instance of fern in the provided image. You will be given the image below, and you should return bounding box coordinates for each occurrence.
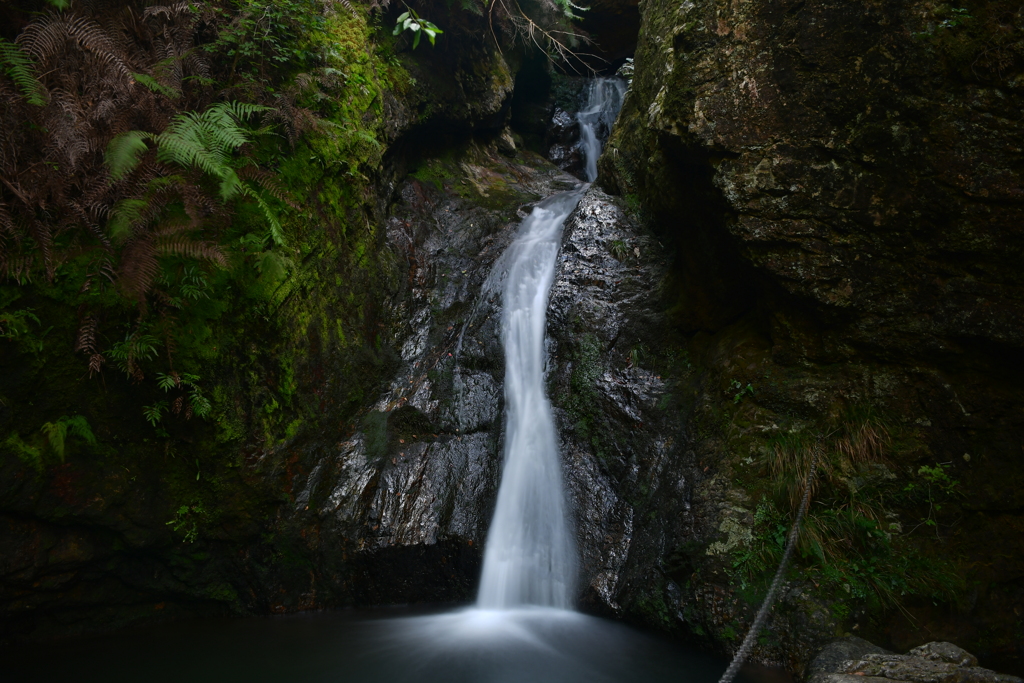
[143,401,168,426]
[40,415,96,460]
[3,434,44,472]
[107,332,161,377]
[132,72,180,100]
[107,197,151,240]
[0,38,47,106]
[106,101,286,244]
[19,13,133,81]
[152,371,211,421]
[106,132,151,181]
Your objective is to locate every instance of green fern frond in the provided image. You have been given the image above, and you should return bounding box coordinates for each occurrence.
[40,420,67,459]
[39,415,91,460]
[106,131,152,180]
[143,401,168,426]
[217,167,243,201]
[156,372,179,391]
[64,415,96,446]
[189,390,211,418]
[3,434,44,472]
[216,100,271,122]
[132,72,180,99]
[154,116,232,178]
[247,188,286,246]
[108,197,151,242]
[0,37,47,106]
[107,101,282,242]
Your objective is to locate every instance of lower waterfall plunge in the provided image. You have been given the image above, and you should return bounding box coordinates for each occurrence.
[476,190,580,610]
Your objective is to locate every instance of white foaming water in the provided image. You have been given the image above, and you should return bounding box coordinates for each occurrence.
[477,191,582,609]
[476,76,628,610]
[577,77,627,182]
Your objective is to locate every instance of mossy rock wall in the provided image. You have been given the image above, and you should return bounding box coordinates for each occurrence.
[596,0,1024,671]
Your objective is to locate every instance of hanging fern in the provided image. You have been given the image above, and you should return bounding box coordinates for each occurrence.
[105,101,287,245]
[0,37,47,106]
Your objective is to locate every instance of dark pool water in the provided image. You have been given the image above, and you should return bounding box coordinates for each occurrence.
[1,605,781,683]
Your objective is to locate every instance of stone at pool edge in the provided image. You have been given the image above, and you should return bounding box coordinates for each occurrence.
[807,636,892,683]
[808,638,1022,683]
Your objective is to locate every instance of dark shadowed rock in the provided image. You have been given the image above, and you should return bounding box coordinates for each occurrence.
[808,641,1023,683]
[596,0,1024,667]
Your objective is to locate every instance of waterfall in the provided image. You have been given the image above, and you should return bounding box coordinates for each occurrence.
[476,78,626,610]
[577,78,627,183]
[476,191,581,609]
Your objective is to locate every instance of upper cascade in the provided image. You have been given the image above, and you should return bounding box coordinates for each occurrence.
[577,77,627,182]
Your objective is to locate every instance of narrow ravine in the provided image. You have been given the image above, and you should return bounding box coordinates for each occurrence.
[2,76,741,683]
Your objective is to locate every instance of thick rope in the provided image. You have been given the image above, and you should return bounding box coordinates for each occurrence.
[716,437,823,683]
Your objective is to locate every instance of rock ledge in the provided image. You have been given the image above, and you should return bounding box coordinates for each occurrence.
[809,639,1022,683]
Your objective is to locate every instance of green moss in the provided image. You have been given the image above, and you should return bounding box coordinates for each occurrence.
[632,585,673,629]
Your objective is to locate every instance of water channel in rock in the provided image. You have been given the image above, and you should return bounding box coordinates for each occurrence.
[1,77,768,683]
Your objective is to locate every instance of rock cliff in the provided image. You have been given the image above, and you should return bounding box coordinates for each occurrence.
[598,0,1024,671]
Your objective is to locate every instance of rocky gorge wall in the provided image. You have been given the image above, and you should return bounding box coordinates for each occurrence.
[597,0,1024,672]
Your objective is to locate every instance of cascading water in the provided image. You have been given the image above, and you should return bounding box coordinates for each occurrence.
[577,78,627,183]
[476,191,581,609]
[476,76,626,610]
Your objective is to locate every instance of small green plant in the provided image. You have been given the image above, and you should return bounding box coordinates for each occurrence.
[39,415,97,460]
[166,500,207,543]
[157,372,212,419]
[143,401,169,427]
[0,37,47,106]
[917,463,959,495]
[393,7,443,49]
[608,239,630,261]
[0,308,39,338]
[107,331,161,379]
[730,498,787,589]
[913,6,973,38]
[905,463,961,530]
[627,343,648,368]
[0,308,50,352]
[939,7,972,29]
[730,380,754,404]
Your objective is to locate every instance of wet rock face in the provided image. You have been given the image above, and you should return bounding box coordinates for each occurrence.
[286,180,690,619]
[546,188,693,616]
[597,0,1024,668]
[546,108,585,178]
[280,143,588,605]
